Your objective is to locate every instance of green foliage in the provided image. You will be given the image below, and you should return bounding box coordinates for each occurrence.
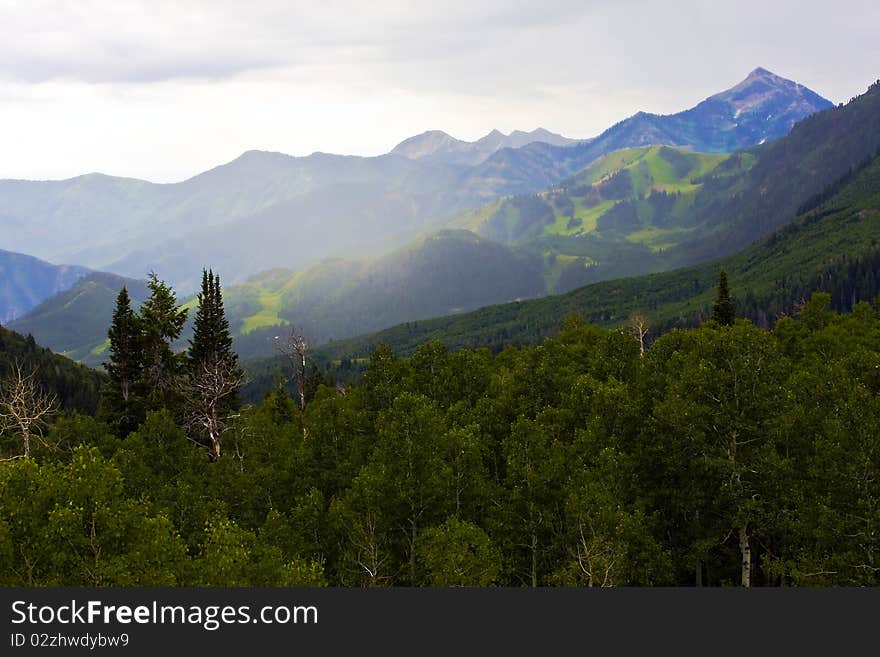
[3,298,880,587]
[8,272,150,367]
[417,518,501,586]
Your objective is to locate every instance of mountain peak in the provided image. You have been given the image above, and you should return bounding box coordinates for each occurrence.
[390,130,462,159]
[747,66,774,79]
[703,67,832,119]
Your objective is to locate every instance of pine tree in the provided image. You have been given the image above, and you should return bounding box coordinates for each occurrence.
[188,269,236,376]
[711,270,736,326]
[139,272,188,413]
[182,269,243,459]
[102,287,144,436]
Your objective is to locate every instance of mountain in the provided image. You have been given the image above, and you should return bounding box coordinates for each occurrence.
[0,69,828,290]
[318,147,880,362]
[390,128,578,166]
[8,272,150,365]
[0,250,90,323]
[452,68,832,201]
[594,67,832,153]
[446,77,878,292]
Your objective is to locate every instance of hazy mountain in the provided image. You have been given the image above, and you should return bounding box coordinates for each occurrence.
[0,69,830,291]
[0,250,90,323]
[447,145,734,292]
[390,127,578,166]
[227,230,545,356]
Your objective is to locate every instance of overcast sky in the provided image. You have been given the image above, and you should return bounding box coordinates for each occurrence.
[0,0,876,182]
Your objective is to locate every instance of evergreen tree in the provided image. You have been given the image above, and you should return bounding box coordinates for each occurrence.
[188,269,237,379]
[139,272,188,413]
[102,287,144,436]
[711,270,736,326]
[182,270,243,459]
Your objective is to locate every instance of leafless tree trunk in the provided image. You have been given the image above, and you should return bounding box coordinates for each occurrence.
[575,519,617,587]
[629,312,650,357]
[350,511,391,587]
[739,526,751,588]
[0,362,59,459]
[276,328,309,435]
[178,358,245,461]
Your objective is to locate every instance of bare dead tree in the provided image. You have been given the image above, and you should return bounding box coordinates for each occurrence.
[178,357,246,461]
[573,517,618,587]
[0,361,60,459]
[629,312,650,358]
[275,327,309,434]
[348,511,392,587]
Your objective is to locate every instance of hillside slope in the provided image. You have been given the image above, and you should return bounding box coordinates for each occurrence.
[450,146,735,292]
[0,325,105,414]
[228,230,545,357]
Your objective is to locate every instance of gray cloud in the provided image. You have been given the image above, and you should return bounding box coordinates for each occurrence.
[0,0,608,84]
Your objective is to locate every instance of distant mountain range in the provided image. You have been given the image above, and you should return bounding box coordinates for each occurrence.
[0,68,830,291]
[390,128,578,166]
[0,250,89,323]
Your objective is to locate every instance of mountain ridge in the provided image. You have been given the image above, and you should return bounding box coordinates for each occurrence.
[390,127,579,166]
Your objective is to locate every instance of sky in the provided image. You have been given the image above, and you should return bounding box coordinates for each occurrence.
[0,0,877,182]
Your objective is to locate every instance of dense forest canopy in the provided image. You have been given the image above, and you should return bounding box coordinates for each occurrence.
[1,279,878,587]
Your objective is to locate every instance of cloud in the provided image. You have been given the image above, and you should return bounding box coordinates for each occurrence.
[0,0,602,84]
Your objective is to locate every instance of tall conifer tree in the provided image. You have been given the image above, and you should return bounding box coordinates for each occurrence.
[139,272,188,413]
[182,269,243,459]
[711,270,736,326]
[102,287,144,436]
[189,269,237,379]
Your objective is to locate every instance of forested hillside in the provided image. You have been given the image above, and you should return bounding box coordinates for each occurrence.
[0,324,104,414]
